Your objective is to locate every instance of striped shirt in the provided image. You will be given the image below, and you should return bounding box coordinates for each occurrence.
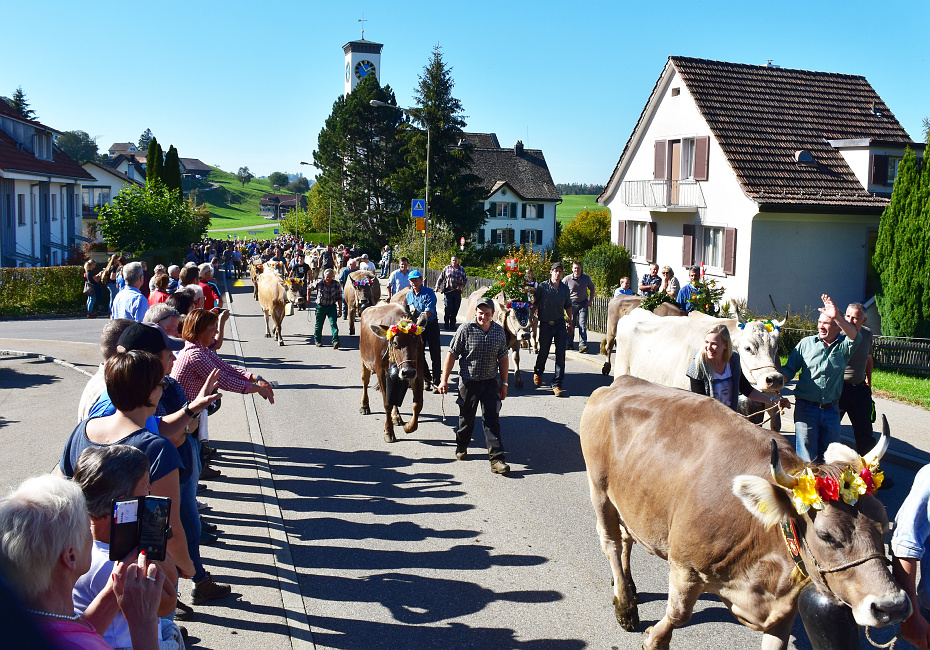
[448,319,508,382]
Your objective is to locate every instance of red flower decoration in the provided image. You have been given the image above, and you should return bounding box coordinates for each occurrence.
[860,468,875,495]
[816,476,840,502]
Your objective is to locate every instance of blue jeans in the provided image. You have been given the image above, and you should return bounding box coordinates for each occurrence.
[535,320,567,388]
[794,399,841,462]
[572,303,589,346]
[106,282,118,314]
[180,436,207,583]
[86,293,97,314]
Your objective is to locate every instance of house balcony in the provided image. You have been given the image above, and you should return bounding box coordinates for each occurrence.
[619,180,705,211]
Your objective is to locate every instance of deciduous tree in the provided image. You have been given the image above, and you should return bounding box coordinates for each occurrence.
[236,166,254,187]
[56,130,99,165]
[268,171,289,190]
[285,176,310,194]
[558,207,611,261]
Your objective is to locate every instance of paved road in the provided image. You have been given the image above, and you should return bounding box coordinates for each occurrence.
[2,281,927,649]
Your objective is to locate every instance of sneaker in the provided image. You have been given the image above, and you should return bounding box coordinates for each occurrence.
[175,599,194,621]
[196,499,210,511]
[579,344,588,354]
[490,459,510,474]
[455,450,468,460]
[197,483,207,493]
[191,573,231,605]
[315,341,323,348]
[553,386,566,397]
[200,531,219,546]
[533,374,542,387]
[333,341,340,350]
[201,519,218,534]
[200,465,221,480]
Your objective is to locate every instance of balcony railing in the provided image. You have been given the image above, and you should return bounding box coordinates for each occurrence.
[620,180,705,209]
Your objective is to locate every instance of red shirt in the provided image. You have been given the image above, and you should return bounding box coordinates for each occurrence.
[199,281,219,310]
[148,290,168,306]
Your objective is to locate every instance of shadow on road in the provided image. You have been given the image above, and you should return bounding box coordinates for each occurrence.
[0,359,61,391]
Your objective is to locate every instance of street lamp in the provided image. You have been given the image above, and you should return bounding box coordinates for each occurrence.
[300,161,330,245]
[370,99,429,273]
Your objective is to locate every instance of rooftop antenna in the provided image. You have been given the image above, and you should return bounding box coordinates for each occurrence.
[358,17,367,40]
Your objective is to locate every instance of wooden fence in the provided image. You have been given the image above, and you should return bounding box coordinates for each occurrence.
[781,327,930,376]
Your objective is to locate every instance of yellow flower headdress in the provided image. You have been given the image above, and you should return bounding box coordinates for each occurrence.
[386,319,423,340]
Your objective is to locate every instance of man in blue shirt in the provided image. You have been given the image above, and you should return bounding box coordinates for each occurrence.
[892,463,930,648]
[406,269,441,390]
[676,266,700,312]
[780,294,860,462]
[111,261,149,322]
[387,257,411,299]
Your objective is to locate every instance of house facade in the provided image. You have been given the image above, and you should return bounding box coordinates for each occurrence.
[259,193,307,220]
[0,100,94,267]
[80,162,145,259]
[467,134,560,250]
[599,56,924,316]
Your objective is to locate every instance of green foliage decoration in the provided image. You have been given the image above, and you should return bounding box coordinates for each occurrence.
[558,208,610,261]
[685,277,726,316]
[483,261,532,304]
[582,242,630,294]
[640,292,678,312]
[0,266,84,317]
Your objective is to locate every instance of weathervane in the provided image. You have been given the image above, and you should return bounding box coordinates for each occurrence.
[358,17,367,40]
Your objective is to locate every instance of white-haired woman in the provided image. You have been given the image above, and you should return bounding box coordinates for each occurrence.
[0,474,163,649]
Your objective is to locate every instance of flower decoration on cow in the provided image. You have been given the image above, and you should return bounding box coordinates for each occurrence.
[483,259,533,306]
[779,455,883,515]
[385,319,423,340]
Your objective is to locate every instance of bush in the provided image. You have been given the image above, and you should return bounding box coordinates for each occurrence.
[0,266,85,317]
[395,220,459,269]
[741,304,818,357]
[558,208,610,261]
[582,242,631,294]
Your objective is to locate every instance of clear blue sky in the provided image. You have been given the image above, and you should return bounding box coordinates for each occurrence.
[5,0,928,186]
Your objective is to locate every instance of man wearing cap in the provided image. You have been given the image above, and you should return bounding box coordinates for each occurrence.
[358,254,376,273]
[533,262,573,397]
[435,255,467,331]
[308,268,343,348]
[438,297,511,474]
[406,269,442,390]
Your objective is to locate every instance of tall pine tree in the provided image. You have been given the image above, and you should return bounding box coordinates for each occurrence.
[874,148,929,337]
[390,46,486,240]
[10,86,36,120]
[161,145,183,199]
[146,137,163,187]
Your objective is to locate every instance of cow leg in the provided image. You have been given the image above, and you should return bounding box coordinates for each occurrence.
[263,310,272,338]
[348,307,356,336]
[600,334,615,375]
[511,346,523,389]
[403,378,422,434]
[760,615,794,650]
[360,365,372,415]
[377,369,397,443]
[276,315,284,345]
[643,563,704,650]
[587,476,639,631]
[392,406,404,426]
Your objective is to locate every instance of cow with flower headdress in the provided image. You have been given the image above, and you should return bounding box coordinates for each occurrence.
[344,270,382,336]
[359,302,426,443]
[580,375,909,649]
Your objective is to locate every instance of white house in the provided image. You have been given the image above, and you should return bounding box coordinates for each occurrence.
[80,161,145,259]
[0,100,95,267]
[599,56,924,316]
[467,134,560,250]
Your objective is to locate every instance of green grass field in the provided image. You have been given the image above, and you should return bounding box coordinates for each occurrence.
[873,369,930,410]
[195,167,292,231]
[557,194,606,225]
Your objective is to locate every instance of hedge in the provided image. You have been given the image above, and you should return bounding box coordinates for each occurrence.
[0,266,85,317]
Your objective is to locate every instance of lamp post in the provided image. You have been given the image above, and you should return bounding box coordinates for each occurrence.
[370,99,430,272]
[299,161,330,245]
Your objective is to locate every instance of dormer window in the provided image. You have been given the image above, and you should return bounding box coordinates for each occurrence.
[794,150,817,167]
[34,132,53,160]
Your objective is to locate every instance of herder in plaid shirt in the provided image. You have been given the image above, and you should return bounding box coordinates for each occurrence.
[435,255,467,331]
[308,268,343,349]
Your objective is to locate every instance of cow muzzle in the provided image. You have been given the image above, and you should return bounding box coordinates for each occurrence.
[854,591,911,627]
[396,362,417,381]
[517,331,531,341]
[760,371,785,390]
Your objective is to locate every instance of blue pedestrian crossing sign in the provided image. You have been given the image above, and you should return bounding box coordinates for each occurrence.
[411,199,425,218]
[274,229,279,234]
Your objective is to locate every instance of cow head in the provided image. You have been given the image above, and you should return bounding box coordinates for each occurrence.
[501,303,531,342]
[286,278,306,306]
[733,417,910,628]
[735,319,785,391]
[369,318,423,381]
[352,276,377,314]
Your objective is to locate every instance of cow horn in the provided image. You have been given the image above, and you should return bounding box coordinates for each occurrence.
[770,440,799,488]
[862,415,890,467]
[772,308,788,329]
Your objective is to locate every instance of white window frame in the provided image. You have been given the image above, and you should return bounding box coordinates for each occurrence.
[702,225,725,272]
[629,221,648,261]
[888,157,902,184]
[526,204,539,219]
[51,194,57,221]
[526,230,540,245]
[17,194,25,226]
[496,203,510,219]
[495,228,514,245]
[681,138,696,180]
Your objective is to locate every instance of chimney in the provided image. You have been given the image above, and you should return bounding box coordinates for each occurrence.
[514,140,524,156]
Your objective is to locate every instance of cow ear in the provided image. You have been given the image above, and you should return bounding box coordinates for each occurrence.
[369,324,390,340]
[824,443,860,466]
[733,476,793,529]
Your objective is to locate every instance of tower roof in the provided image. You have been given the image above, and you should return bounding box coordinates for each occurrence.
[343,39,383,55]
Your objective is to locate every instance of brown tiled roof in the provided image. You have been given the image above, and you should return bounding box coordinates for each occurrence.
[0,133,94,181]
[460,133,500,149]
[601,57,919,210]
[468,138,560,201]
[179,158,211,173]
[0,98,53,131]
[108,142,137,153]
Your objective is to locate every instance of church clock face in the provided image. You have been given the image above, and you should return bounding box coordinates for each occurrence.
[355,60,375,80]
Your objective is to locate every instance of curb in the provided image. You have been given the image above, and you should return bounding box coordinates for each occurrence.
[222,281,316,650]
[0,348,95,378]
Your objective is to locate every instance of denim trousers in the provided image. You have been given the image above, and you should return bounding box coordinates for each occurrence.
[572,304,589,345]
[106,282,119,314]
[794,399,841,463]
[535,320,567,387]
[180,435,207,583]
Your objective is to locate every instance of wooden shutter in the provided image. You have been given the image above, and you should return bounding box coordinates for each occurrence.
[521,203,527,218]
[694,136,710,181]
[478,229,485,244]
[682,224,695,266]
[511,203,518,219]
[534,203,542,218]
[490,229,497,243]
[489,202,497,218]
[654,140,667,180]
[723,227,737,275]
[646,222,657,263]
[871,155,888,185]
[520,229,527,244]
[537,229,543,245]
[616,220,626,247]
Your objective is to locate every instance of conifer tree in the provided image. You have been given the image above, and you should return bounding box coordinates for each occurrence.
[10,86,36,120]
[161,145,183,198]
[146,138,163,187]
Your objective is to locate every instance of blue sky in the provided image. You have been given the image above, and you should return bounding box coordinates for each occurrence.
[5,1,928,186]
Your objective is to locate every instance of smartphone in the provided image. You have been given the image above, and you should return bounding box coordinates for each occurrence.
[109,496,171,562]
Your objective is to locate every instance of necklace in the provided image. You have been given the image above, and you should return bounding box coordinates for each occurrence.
[25,608,80,621]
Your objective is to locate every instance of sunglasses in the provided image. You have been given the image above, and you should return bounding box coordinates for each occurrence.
[158,310,182,322]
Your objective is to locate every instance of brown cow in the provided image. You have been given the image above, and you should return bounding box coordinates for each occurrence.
[599,296,686,374]
[344,270,382,335]
[580,376,909,649]
[249,257,265,300]
[284,277,306,311]
[390,286,411,305]
[359,303,425,442]
[257,265,286,345]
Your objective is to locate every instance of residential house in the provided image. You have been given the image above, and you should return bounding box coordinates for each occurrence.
[259,193,307,220]
[108,153,146,183]
[599,56,924,317]
[107,142,139,158]
[179,158,211,180]
[80,161,145,259]
[467,134,560,250]
[0,100,95,267]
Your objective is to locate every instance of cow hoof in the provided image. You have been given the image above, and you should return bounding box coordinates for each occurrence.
[614,596,639,632]
[278,340,284,346]
[360,406,371,415]
[384,432,396,443]
[392,415,404,426]
[265,333,271,338]
[403,422,418,434]
[602,363,611,375]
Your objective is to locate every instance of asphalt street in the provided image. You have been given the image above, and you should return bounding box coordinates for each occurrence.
[1,280,928,649]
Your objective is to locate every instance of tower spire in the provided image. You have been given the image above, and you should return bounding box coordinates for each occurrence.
[358,18,367,40]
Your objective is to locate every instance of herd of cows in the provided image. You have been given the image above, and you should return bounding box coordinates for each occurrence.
[240,256,910,649]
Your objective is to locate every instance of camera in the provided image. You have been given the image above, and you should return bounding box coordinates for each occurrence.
[109,496,172,562]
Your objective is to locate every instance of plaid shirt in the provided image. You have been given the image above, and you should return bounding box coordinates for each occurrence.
[436,264,467,292]
[448,319,508,382]
[171,341,252,400]
[640,272,661,296]
[310,278,343,305]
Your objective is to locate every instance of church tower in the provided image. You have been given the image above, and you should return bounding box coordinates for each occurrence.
[344,38,383,96]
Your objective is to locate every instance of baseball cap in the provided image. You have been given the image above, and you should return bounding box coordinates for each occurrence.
[476,297,495,312]
[361,254,369,259]
[408,269,422,279]
[117,322,184,354]
[550,261,564,270]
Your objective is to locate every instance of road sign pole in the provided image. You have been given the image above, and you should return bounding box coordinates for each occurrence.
[423,126,430,273]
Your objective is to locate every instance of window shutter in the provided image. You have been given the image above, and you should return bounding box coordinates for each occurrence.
[654,140,667,180]
[537,229,543,245]
[489,202,497,218]
[646,222,657,263]
[520,229,527,244]
[871,155,888,185]
[616,220,626,247]
[522,203,527,218]
[478,229,485,244]
[723,227,737,275]
[490,229,498,243]
[538,203,545,219]
[682,224,695,266]
[511,203,518,219]
[694,136,710,181]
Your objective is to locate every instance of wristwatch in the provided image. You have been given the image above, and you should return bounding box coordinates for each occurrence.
[254,375,263,383]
